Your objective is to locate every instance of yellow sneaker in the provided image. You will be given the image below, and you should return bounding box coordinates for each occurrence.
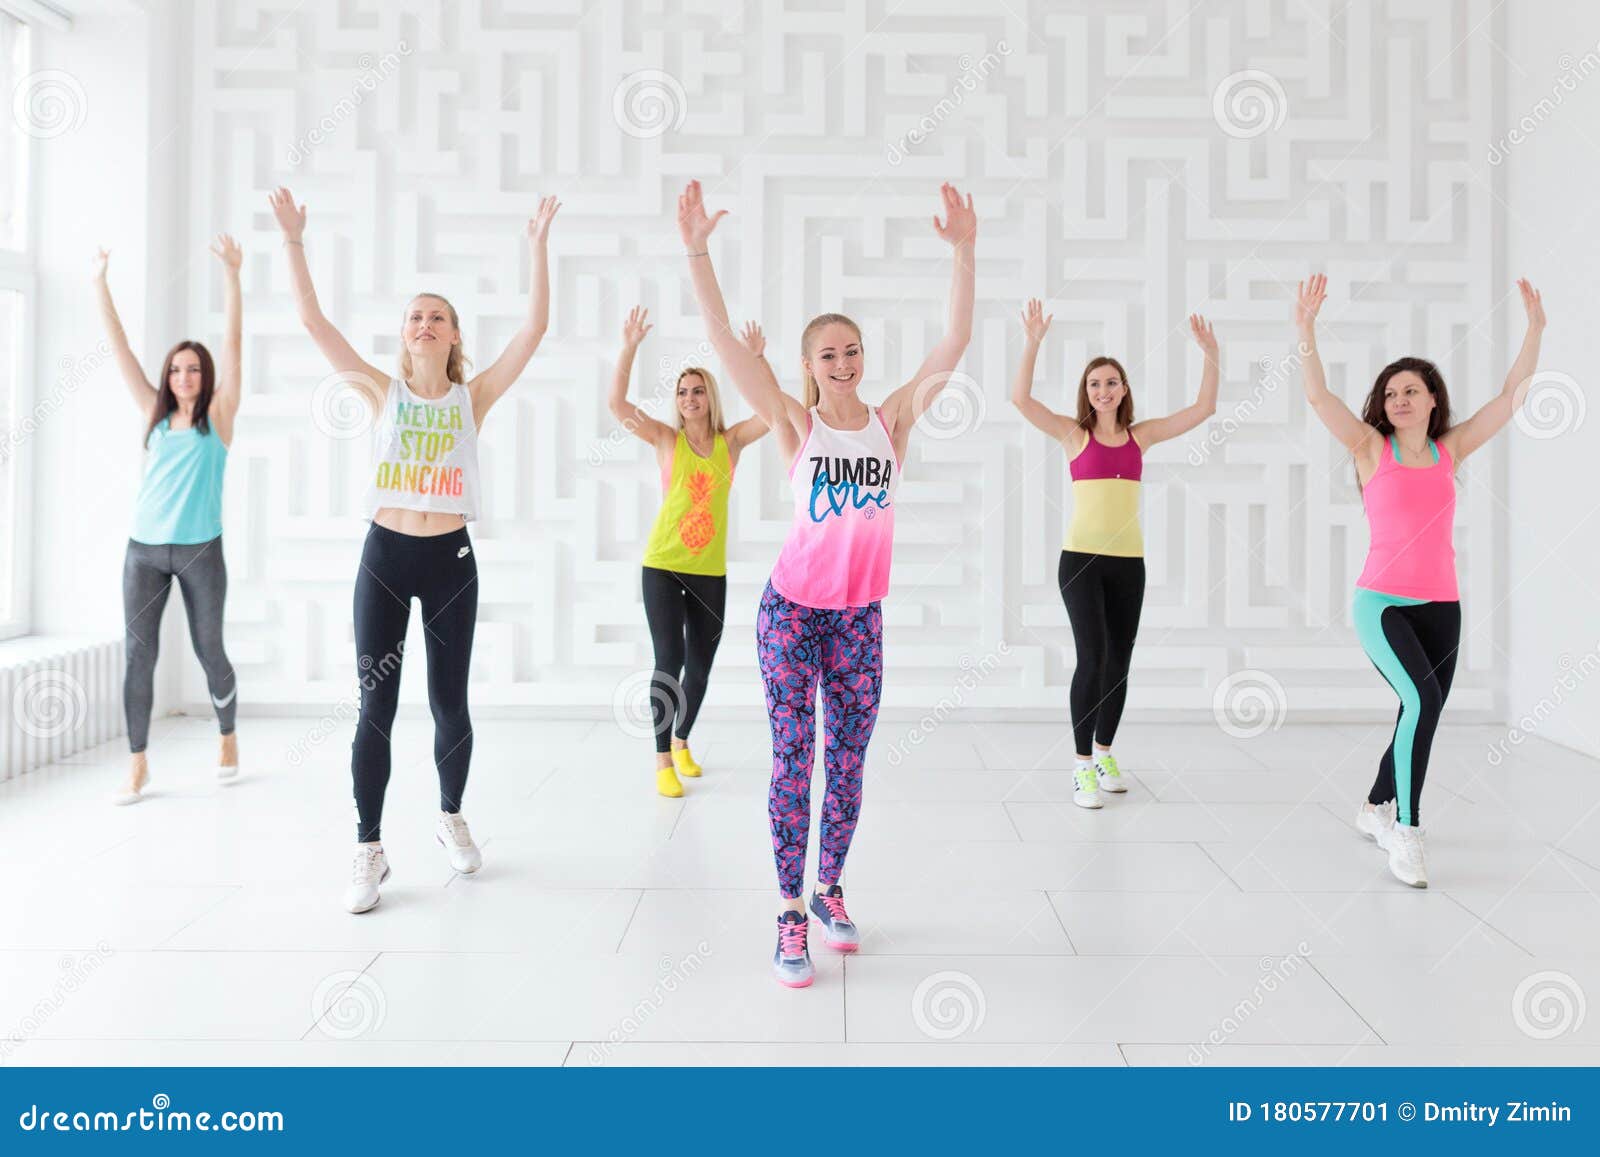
[656,766,684,798]
[672,747,703,779]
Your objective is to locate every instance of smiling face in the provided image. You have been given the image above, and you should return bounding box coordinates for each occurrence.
[803,322,864,399]
[677,372,709,422]
[1084,363,1127,415]
[402,295,460,361]
[166,348,205,400]
[1382,370,1435,430]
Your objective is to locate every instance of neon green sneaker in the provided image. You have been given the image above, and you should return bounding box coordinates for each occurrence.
[1073,764,1102,809]
[1094,753,1127,793]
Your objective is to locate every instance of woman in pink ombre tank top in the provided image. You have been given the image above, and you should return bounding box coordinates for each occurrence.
[1296,273,1547,889]
[678,177,977,988]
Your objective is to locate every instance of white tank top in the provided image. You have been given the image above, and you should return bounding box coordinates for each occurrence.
[363,378,481,520]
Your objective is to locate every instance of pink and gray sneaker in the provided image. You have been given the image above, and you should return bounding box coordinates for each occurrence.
[808,884,860,952]
[773,910,814,988]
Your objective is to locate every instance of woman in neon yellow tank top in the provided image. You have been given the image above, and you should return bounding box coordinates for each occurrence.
[1013,300,1220,809]
[608,306,771,797]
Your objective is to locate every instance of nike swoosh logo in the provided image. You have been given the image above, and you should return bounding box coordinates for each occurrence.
[457,546,471,558]
[211,687,237,709]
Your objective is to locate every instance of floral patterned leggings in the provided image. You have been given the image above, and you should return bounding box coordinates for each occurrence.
[757,580,884,899]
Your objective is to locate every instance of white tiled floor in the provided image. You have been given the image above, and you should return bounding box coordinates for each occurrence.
[3,713,1600,1067]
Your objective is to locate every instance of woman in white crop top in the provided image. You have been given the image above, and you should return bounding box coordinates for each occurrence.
[270,185,559,915]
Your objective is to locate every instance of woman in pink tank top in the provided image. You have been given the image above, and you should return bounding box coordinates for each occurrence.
[678,179,977,989]
[1296,273,1547,888]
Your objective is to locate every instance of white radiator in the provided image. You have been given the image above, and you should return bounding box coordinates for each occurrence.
[1,638,124,782]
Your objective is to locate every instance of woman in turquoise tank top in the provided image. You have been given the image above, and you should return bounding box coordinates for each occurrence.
[94,236,245,805]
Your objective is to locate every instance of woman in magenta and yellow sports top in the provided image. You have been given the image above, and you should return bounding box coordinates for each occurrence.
[606,306,771,798]
[1012,300,1219,810]
[678,178,977,989]
[1296,273,1547,889]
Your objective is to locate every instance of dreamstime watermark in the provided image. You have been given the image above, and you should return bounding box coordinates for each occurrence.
[286,44,413,166]
[1188,342,1308,466]
[1212,669,1287,739]
[911,970,986,1040]
[0,341,113,468]
[1485,642,1600,767]
[284,644,405,767]
[612,69,687,139]
[586,942,713,1064]
[311,970,387,1040]
[1212,70,1288,139]
[0,943,114,1060]
[11,669,88,740]
[912,369,986,440]
[12,69,87,139]
[885,42,1010,165]
[884,641,1012,767]
[1489,41,1600,165]
[587,341,712,467]
[1512,370,1585,440]
[1512,970,1586,1040]
[1187,942,1311,1065]
[310,370,384,440]
[612,668,688,741]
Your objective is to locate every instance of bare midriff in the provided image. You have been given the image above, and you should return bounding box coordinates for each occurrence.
[371,507,467,536]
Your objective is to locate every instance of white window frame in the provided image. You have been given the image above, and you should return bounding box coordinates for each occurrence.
[0,7,35,640]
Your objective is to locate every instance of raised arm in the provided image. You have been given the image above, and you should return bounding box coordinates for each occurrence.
[1294,274,1373,453]
[607,305,675,450]
[208,234,243,444]
[1010,298,1074,441]
[1443,279,1548,465]
[267,187,387,412]
[882,182,977,435]
[725,320,774,452]
[470,195,559,424]
[678,180,808,460]
[1130,314,1221,449]
[91,249,159,417]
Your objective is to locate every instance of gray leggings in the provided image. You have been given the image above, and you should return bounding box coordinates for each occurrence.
[123,536,237,752]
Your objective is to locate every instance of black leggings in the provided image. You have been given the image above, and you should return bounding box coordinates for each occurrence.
[1354,592,1461,827]
[351,523,478,842]
[641,566,726,753]
[1059,550,1146,756]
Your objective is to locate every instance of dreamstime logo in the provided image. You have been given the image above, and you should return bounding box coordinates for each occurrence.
[1212,669,1286,739]
[612,669,687,741]
[884,641,1011,767]
[285,645,405,767]
[1189,943,1311,1065]
[0,340,111,467]
[12,69,87,139]
[0,943,114,1059]
[1512,370,1585,440]
[885,42,1010,165]
[912,370,985,440]
[1512,970,1586,1040]
[911,971,986,1040]
[1211,70,1288,139]
[612,69,687,139]
[12,670,88,740]
[586,942,713,1065]
[1489,41,1600,164]
[310,371,381,439]
[1188,343,1307,466]
[312,971,387,1040]
[286,43,412,165]
[1486,643,1600,767]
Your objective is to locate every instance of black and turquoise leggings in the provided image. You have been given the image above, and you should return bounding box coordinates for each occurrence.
[1352,589,1461,828]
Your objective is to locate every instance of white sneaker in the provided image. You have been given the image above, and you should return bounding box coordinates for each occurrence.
[1379,822,1428,888]
[345,845,390,913]
[1073,765,1102,809]
[436,812,482,874]
[1355,800,1396,843]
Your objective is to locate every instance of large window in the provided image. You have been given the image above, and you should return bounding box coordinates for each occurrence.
[0,9,32,640]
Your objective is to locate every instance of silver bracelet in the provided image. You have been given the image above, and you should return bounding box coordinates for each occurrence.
[283,239,305,247]
[686,250,709,257]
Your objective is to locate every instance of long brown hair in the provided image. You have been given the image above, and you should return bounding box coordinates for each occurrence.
[399,293,472,385]
[675,366,727,434]
[1360,357,1452,439]
[800,313,862,409]
[145,341,215,446]
[1074,355,1134,431]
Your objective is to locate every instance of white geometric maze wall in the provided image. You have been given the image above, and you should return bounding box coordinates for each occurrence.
[185,0,1504,718]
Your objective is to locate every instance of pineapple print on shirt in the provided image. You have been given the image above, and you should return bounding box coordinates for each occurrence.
[642,431,732,577]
